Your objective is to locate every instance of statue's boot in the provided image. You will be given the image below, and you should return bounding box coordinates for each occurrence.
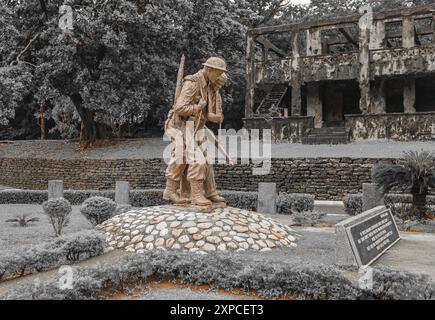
[190,180,212,206]
[180,175,191,204]
[207,193,226,203]
[163,179,189,204]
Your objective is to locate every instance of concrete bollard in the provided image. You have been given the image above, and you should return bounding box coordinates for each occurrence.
[257,182,277,214]
[115,181,130,205]
[362,183,384,212]
[48,180,64,199]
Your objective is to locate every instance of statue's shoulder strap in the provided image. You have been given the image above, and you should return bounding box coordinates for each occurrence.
[183,74,199,83]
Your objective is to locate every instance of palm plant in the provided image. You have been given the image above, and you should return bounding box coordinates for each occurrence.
[372,151,435,219]
[5,214,40,227]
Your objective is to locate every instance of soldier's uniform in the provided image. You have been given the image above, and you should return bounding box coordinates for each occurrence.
[163,57,227,207]
[165,69,210,182]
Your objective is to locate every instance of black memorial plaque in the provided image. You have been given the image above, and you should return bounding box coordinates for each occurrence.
[346,208,400,266]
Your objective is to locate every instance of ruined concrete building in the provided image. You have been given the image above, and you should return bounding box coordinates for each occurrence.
[244,5,435,143]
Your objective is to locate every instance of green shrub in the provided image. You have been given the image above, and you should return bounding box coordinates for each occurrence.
[80,196,117,226]
[42,198,72,236]
[277,193,315,214]
[343,194,363,216]
[291,210,326,226]
[0,230,105,282]
[2,251,434,300]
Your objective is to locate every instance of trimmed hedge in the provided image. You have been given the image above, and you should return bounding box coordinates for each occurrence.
[0,189,321,214]
[0,230,105,282]
[343,194,363,216]
[344,193,435,216]
[291,211,326,226]
[42,198,72,237]
[2,251,434,300]
[80,196,117,226]
[277,193,315,214]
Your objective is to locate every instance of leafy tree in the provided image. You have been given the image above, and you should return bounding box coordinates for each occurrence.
[372,151,435,220]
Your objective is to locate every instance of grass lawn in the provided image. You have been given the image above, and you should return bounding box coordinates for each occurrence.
[0,205,92,252]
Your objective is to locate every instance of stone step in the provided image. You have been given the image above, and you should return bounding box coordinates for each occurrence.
[302,127,350,145]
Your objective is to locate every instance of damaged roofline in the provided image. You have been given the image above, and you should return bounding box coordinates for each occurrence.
[247,3,435,36]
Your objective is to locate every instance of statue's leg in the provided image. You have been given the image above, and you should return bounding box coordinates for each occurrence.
[186,138,211,207]
[163,128,188,204]
[180,167,191,202]
[204,164,226,204]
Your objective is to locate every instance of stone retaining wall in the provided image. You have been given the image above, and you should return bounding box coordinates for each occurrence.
[0,157,396,200]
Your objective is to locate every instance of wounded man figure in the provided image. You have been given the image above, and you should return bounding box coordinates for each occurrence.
[163,56,228,208]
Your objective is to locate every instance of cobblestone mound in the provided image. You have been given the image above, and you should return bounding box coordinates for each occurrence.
[97,205,299,254]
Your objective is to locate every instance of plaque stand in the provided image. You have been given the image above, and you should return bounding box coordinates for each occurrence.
[334,206,401,267]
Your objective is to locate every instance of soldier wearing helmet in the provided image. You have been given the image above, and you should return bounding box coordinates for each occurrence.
[163,57,227,207]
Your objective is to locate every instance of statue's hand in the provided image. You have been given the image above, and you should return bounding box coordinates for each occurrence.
[207,113,224,124]
[193,99,207,114]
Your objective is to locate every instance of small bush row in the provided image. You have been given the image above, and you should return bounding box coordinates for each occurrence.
[0,189,317,214]
[2,251,434,300]
[277,193,315,214]
[343,193,435,216]
[0,230,105,282]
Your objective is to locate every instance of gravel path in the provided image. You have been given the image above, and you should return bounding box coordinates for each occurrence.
[1,138,435,159]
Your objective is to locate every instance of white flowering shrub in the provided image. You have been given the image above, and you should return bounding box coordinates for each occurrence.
[42,198,72,236]
[80,196,117,226]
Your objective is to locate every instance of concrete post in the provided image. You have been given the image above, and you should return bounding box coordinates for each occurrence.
[291,31,302,116]
[257,183,277,214]
[115,181,130,205]
[48,180,64,199]
[362,183,384,212]
[404,78,416,113]
[306,28,322,56]
[402,16,415,49]
[369,20,385,50]
[371,80,386,114]
[245,33,256,117]
[307,82,323,128]
[359,19,371,114]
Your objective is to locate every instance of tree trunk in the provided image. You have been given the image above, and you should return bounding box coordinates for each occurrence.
[39,103,45,140]
[71,93,110,145]
[411,189,428,220]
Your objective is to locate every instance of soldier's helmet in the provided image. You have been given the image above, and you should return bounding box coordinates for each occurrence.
[202,57,227,72]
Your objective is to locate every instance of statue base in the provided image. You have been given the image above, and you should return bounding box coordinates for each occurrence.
[97,205,299,254]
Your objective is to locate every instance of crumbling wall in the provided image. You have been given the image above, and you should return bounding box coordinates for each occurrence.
[243,117,314,143]
[254,59,292,83]
[345,112,435,140]
[371,47,435,78]
[300,53,359,82]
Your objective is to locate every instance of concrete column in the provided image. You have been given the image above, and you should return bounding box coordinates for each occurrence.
[371,80,386,114]
[359,14,372,114]
[291,84,302,116]
[404,78,416,113]
[306,28,322,56]
[245,33,256,117]
[48,180,64,199]
[257,183,277,214]
[307,82,323,128]
[291,31,302,116]
[402,16,415,49]
[115,181,130,205]
[369,20,385,50]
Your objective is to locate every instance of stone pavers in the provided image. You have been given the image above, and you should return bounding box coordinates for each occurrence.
[97,205,299,254]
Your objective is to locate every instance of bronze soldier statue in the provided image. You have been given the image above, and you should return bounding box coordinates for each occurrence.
[163,57,228,208]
